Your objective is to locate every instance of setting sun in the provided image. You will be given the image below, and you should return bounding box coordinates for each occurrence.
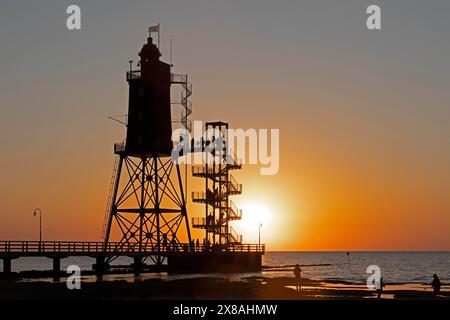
[233,201,273,243]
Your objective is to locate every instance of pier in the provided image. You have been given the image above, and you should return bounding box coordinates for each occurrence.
[0,241,265,275]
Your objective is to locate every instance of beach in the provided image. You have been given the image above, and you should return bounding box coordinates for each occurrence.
[2,252,449,300]
[1,272,448,300]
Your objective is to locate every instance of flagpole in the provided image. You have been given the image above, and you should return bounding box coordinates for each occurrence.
[158,23,161,50]
[170,38,173,66]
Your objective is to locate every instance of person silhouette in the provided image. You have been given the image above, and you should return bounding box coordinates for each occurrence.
[431,274,441,297]
[162,233,168,251]
[376,278,385,298]
[171,234,177,251]
[294,264,302,292]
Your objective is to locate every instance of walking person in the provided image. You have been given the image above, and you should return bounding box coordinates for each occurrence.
[294,264,302,292]
[376,278,385,299]
[431,274,441,297]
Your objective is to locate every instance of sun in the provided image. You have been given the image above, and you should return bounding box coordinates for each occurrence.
[233,201,273,242]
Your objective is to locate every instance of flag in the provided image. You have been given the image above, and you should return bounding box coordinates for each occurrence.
[148,24,159,34]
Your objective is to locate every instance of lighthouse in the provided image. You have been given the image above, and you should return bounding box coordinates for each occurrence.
[101,33,192,267]
[125,36,173,156]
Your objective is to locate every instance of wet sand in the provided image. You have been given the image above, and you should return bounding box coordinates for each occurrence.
[0,273,449,300]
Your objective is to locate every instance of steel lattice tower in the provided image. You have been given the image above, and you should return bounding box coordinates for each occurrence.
[101,35,192,265]
[192,122,243,246]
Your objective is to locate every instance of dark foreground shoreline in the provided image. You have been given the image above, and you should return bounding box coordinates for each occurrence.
[1,271,449,300]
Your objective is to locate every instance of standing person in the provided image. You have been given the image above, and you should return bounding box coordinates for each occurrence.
[294,264,302,292]
[162,234,168,251]
[376,278,385,298]
[431,274,441,297]
[171,235,177,251]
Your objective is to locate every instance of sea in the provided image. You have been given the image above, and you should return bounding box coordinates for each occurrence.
[4,252,450,284]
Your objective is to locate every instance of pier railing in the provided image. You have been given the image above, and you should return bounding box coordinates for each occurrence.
[0,241,265,256]
[0,241,123,255]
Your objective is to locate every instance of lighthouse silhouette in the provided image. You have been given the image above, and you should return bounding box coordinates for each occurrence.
[101,32,192,268]
[126,36,173,156]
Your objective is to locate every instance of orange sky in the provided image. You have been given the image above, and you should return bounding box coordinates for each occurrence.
[1,1,450,251]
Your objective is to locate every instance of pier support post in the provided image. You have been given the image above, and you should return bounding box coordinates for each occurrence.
[94,256,107,275]
[2,258,12,274]
[133,256,144,274]
[52,257,61,277]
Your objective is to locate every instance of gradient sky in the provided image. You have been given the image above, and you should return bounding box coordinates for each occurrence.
[1,0,450,250]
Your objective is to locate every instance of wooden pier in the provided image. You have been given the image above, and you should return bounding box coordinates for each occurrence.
[0,241,265,275]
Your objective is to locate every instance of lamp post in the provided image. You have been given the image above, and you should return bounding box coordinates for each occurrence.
[258,223,262,248]
[33,208,42,250]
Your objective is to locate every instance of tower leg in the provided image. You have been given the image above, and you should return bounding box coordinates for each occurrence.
[104,156,124,245]
[176,163,192,244]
